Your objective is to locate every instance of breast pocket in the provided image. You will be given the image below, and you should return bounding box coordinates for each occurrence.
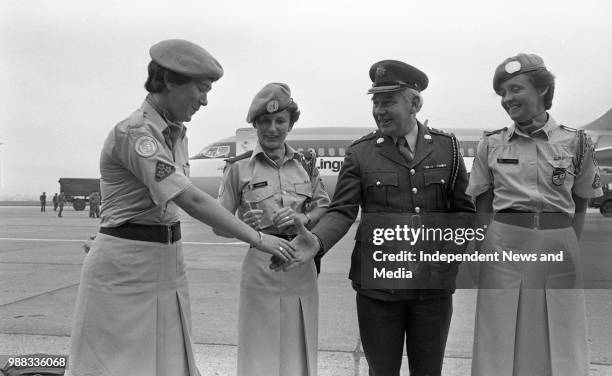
[542,144,574,188]
[363,171,398,208]
[242,185,277,228]
[423,168,450,210]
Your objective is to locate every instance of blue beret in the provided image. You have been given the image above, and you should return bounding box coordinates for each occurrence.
[493,53,547,92]
[367,60,428,94]
[246,83,294,123]
[149,39,223,81]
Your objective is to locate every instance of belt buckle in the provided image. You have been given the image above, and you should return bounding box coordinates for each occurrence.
[410,214,421,228]
[533,213,540,229]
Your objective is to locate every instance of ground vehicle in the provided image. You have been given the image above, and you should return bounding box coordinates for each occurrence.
[589,183,612,217]
[58,178,100,210]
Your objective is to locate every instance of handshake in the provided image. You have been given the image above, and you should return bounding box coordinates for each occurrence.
[268,220,321,272]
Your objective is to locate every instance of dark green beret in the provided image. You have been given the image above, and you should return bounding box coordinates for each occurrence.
[149,39,223,81]
[367,60,428,94]
[246,83,294,123]
[493,53,547,92]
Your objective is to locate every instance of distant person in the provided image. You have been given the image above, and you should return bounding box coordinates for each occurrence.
[467,53,603,376]
[39,192,46,212]
[57,192,65,217]
[52,193,59,211]
[214,83,330,376]
[66,40,295,376]
[88,191,100,218]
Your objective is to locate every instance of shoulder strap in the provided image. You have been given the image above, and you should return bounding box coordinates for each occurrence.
[449,135,459,192]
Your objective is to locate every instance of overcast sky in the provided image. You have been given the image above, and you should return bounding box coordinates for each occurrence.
[1,0,611,198]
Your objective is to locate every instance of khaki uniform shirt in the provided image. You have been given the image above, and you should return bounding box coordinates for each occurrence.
[467,115,603,213]
[218,142,330,234]
[99,97,193,227]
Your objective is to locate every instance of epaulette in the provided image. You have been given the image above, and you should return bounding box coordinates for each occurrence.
[350,131,378,146]
[560,124,578,132]
[484,127,507,136]
[428,127,454,138]
[224,150,253,164]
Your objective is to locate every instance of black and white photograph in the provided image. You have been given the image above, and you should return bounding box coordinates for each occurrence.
[1,0,611,375]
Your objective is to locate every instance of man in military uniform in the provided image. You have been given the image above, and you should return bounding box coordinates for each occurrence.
[57,192,65,217]
[52,193,59,211]
[278,60,475,376]
[39,192,46,212]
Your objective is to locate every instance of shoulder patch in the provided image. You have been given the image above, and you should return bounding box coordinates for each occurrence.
[224,150,253,164]
[484,127,507,136]
[560,124,578,132]
[350,131,378,146]
[135,136,158,158]
[155,161,176,181]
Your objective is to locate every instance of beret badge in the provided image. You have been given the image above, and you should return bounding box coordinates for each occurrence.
[504,61,522,74]
[266,100,279,113]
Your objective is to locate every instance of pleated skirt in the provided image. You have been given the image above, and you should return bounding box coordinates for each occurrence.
[66,233,199,376]
[471,220,589,376]
[237,247,319,376]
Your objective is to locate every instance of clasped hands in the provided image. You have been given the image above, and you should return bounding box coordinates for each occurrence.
[242,207,320,271]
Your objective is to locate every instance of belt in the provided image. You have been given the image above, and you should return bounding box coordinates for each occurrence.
[100,222,181,244]
[494,209,571,230]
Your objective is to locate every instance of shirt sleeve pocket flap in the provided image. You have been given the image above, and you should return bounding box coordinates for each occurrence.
[294,182,313,198]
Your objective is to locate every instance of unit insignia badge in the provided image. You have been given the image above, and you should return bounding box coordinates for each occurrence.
[135,136,158,158]
[552,168,566,186]
[266,100,279,113]
[155,161,175,182]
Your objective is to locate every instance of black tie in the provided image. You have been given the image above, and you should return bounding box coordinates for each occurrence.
[397,137,414,162]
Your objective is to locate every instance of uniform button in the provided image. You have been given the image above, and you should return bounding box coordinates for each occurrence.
[414,206,421,213]
[376,181,381,186]
[412,187,418,194]
[440,179,445,184]
[410,169,416,175]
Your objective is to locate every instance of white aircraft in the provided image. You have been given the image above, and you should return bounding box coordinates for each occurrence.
[189,107,612,198]
[188,125,480,198]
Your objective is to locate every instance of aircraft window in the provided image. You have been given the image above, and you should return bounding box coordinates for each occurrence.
[468,147,475,156]
[328,148,335,156]
[318,147,325,157]
[203,145,230,158]
[339,148,345,157]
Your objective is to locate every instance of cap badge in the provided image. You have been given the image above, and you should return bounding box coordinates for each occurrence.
[135,136,158,158]
[505,61,522,74]
[376,137,384,144]
[424,134,432,140]
[266,100,279,113]
[375,65,386,79]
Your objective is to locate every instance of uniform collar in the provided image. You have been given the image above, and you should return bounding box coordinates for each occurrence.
[142,95,187,140]
[251,142,298,161]
[506,113,557,142]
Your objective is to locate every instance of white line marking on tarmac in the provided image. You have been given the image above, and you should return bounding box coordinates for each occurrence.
[0,238,245,245]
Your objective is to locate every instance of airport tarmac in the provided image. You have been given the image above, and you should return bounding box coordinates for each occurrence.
[1,206,611,375]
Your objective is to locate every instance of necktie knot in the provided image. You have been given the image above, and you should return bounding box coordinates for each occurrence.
[396,137,414,162]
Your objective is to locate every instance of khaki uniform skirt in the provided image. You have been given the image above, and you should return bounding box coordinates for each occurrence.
[67,233,199,376]
[237,247,319,376]
[471,221,589,376]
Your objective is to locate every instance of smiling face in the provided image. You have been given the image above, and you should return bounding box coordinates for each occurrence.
[372,90,416,137]
[498,74,547,124]
[165,78,212,123]
[254,110,293,153]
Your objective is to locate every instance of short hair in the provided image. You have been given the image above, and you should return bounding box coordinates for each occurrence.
[400,88,423,113]
[144,61,193,93]
[253,101,301,125]
[524,69,555,110]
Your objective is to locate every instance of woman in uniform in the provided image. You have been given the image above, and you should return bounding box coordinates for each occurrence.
[467,53,603,375]
[215,83,330,376]
[67,40,296,376]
